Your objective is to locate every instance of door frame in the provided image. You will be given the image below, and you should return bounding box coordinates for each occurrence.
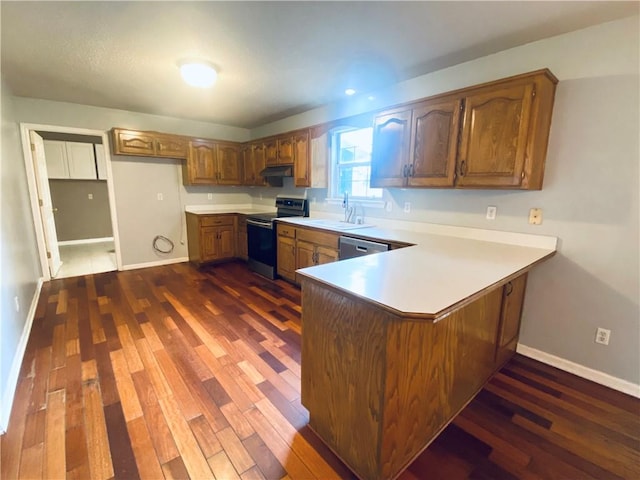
[20,123,123,281]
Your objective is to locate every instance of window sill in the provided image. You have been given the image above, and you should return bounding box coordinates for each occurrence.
[325,198,386,209]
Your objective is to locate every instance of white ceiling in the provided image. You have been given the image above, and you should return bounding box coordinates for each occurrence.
[2,1,638,129]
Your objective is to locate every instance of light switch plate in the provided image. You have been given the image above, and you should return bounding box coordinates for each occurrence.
[486,206,497,220]
[157,193,164,201]
[88,193,93,200]
[404,202,411,213]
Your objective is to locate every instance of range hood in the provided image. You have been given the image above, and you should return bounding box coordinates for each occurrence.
[259,165,292,187]
[259,165,293,178]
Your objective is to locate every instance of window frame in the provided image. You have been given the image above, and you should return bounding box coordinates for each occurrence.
[327,115,383,205]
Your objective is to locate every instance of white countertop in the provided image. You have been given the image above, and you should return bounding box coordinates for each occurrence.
[185,204,276,215]
[276,217,556,320]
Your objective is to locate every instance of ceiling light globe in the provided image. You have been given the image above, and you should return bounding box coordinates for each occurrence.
[179,62,217,88]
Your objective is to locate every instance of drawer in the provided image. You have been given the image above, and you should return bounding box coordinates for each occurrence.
[200,215,235,227]
[278,224,296,238]
[297,227,339,249]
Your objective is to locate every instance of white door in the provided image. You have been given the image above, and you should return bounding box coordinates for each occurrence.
[30,131,62,277]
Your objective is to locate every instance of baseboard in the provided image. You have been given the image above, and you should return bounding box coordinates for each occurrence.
[0,277,44,434]
[58,237,114,246]
[121,257,189,271]
[516,344,640,398]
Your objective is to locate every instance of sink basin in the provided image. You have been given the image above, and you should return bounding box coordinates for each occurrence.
[304,219,375,231]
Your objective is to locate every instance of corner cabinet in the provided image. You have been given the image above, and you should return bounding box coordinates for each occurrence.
[370,69,557,190]
[183,140,243,186]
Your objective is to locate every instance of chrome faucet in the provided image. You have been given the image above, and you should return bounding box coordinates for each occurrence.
[343,191,355,223]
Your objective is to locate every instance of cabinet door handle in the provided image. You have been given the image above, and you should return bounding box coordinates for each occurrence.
[402,164,408,177]
[409,164,415,177]
[505,281,513,296]
[459,161,466,176]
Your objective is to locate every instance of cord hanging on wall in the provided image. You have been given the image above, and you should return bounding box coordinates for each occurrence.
[153,235,174,254]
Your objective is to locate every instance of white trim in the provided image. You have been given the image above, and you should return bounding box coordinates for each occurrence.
[57,237,114,246]
[517,344,640,398]
[19,123,123,281]
[0,278,44,434]
[121,257,189,271]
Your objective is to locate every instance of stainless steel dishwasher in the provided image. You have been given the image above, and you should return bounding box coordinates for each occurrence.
[339,236,389,259]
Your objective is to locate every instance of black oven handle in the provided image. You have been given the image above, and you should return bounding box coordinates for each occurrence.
[247,219,273,229]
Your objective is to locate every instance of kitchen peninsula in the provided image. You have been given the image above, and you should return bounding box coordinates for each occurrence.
[287,220,556,480]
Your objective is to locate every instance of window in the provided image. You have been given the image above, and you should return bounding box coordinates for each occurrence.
[330,126,382,200]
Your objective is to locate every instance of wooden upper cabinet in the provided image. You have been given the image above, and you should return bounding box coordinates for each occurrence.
[277,136,294,165]
[216,142,242,184]
[408,97,461,187]
[370,108,412,188]
[183,140,243,186]
[265,139,278,166]
[112,129,155,156]
[155,134,188,158]
[242,142,267,186]
[293,131,310,187]
[185,140,217,184]
[111,128,187,158]
[457,83,534,188]
[252,143,266,185]
[369,69,557,190]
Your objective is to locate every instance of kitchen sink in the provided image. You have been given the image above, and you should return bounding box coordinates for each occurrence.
[304,219,375,231]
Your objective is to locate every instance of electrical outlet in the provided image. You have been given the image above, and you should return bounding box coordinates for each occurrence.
[486,206,497,220]
[529,208,542,225]
[385,202,392,212]
[595,327,611,345]
[207,193,213,200]
[87,193,93,200]
[14,296,20,313]
[404,202,411,213]
[157,193,163,201]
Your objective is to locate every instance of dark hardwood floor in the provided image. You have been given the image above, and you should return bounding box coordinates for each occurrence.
[1,261,638,479]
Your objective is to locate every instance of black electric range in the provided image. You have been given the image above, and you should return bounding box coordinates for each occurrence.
[246,197,309,279]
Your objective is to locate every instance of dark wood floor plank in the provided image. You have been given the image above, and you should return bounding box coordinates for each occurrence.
[3,261,638,480]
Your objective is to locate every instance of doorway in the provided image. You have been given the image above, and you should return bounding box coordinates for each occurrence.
[21,124,122,281]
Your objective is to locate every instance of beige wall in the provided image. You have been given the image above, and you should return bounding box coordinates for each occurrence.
[250,17,640,386]
[48,179,113,241]
[0,79,42,430]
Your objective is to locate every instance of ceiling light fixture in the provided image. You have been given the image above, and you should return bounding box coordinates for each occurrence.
[179,60,217,88]
[345,88,356,96]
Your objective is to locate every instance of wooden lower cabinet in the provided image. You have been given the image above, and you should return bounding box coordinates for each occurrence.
[276,224,339,283]
[277,236,296,282]
[300,273,528,480]
[495,273,528,366]
[186,213,237,265]
[237,215,248,260]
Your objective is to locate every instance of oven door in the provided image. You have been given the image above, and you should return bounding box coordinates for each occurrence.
[247,220,276,267]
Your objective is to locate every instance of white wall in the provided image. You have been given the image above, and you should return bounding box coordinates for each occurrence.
[0,79,43,431]
[10,99,267,266]
[250,17,640,386]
